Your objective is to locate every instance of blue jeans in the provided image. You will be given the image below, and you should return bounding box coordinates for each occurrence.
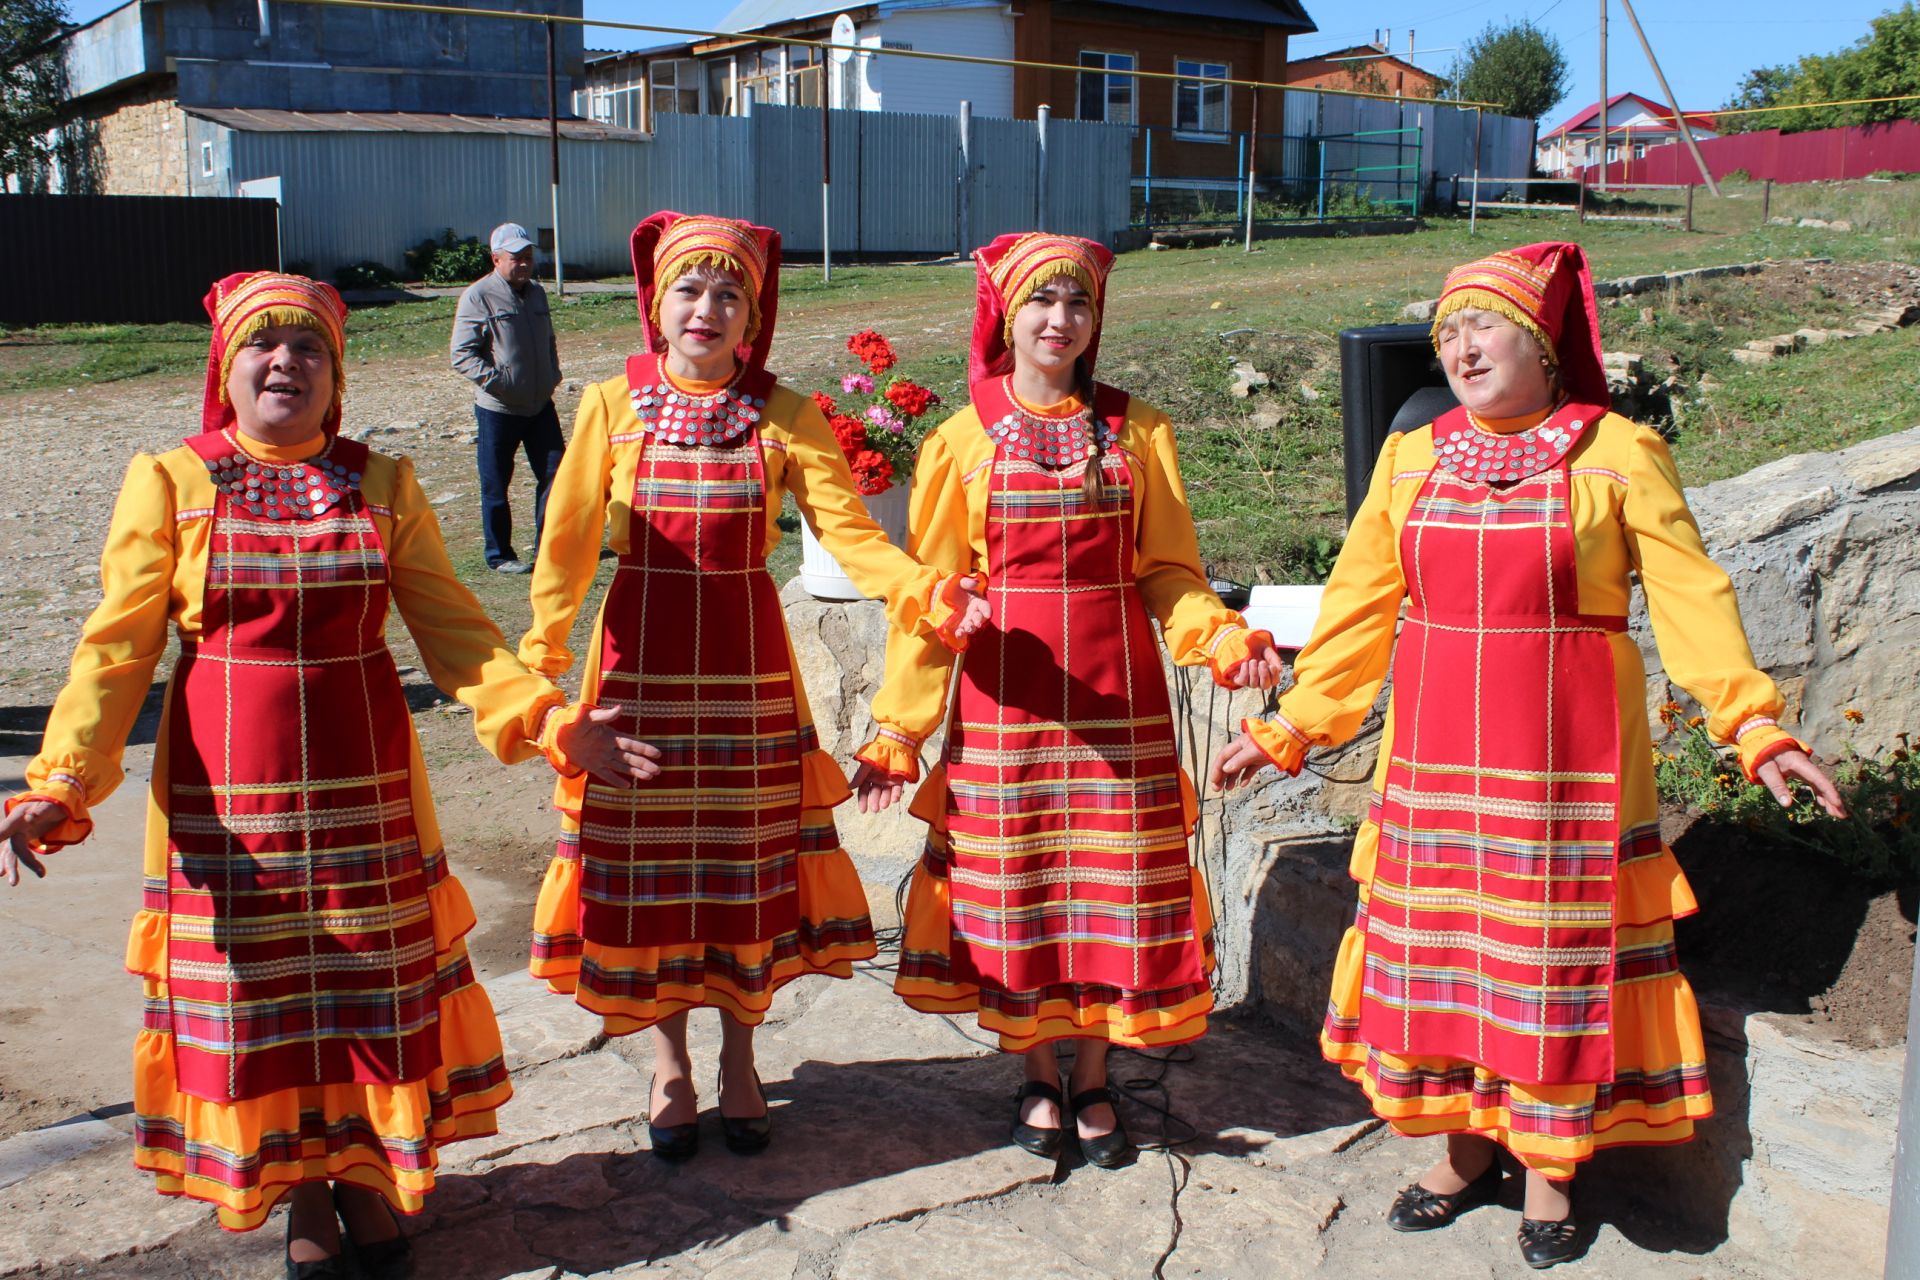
[475,402,564,566]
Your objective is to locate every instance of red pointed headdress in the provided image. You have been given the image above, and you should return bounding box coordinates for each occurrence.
[968,231,1115,387]
[200,271,349,435]
[1429,240,1608,408]
[630,211,782,370]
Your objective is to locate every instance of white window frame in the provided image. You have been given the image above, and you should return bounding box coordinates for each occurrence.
[200,140,214,177]
[649,58,703,119]
[1173,57,1230,140]
[1077,49,1136,126]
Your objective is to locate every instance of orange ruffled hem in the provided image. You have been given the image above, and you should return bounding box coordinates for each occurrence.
[529,753,876,1034]
[126,872,510,1231]
[893,859,1219,1052]
[1322,820,1713,1179]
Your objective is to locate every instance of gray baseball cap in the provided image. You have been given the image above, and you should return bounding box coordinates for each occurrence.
[490,222,535,253]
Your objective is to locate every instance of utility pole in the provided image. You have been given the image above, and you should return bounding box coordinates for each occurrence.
[1618,0,1719,196]
[1596,0,1608,191]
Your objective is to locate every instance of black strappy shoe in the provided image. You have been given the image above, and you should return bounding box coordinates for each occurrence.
[331,1183,413,1280]
[1070,1085,1135,1170]
[719,1068,772,1155]
[1386,1162,1503,1232]
[1518,1188,1581,1269]
[1010,1079,1065,1159]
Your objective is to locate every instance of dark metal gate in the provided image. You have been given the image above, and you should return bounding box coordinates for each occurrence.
[1,194,280,325]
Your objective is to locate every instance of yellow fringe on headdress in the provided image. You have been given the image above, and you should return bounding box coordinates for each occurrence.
[1429,287,1558,363]
[216,304,348,415]
[649,248,764,346]
[1000,259,1101,345]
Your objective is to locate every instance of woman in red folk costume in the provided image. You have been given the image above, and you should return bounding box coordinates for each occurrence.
[0,273,567,1277]
[1212,242,1844,1268]
[853,232,1282,1168]
[517,213,985,1159]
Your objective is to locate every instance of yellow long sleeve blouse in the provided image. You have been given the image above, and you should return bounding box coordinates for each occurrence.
[855,397,1269,782]
[518,372,960,690]
[14,433,567,853]
[1244,413,1801,780]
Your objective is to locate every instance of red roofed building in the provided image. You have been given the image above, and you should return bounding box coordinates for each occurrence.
[1285,44,1445,99]
[1537,92,1718,177]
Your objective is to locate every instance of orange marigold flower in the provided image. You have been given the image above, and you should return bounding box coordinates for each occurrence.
[1686,715,1705,729]
[1843,708,1865,724]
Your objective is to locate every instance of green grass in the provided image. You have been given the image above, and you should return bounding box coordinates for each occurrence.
[6,185,1918,586]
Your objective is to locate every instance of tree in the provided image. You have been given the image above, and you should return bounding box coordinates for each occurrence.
[1445,19,1569,121]
[1,0,71,192]
[1721,3,1920,134]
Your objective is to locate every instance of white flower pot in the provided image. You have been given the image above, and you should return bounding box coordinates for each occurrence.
[799,482,910,601]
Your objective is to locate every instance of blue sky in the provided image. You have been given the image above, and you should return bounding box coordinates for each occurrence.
[62,0,1898,129]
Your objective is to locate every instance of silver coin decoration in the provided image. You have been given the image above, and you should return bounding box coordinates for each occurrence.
[206,445,358,519]
[628,377,763,446]
[1433,415,1586,486]
[983,405,1117,469]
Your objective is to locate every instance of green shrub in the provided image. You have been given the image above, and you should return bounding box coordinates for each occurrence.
[406,229,492,285]
[1654,704,1919,885]
[333,260,402,290]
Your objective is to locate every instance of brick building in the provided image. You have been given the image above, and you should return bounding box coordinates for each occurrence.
[1284,44,1445,99]
[51,0,585,195]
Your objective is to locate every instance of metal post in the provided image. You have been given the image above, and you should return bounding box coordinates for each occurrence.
[1317,139,1327,222]
[821,82,831,282]
[1618,0,1719,196]
[1888,937,1920,1279]
[1235,132,1246,220]
[1578,171,1587,224]
[1469,108,1482,235]
[546,18,562,298]
[1243,89,1258,252]
[1035,103,1050,231]
[1143,127,1153,229]
[957,99,972,256]
[1597,0,1609,192]
[1684,181,1694,232]
[1762,177,1773,224]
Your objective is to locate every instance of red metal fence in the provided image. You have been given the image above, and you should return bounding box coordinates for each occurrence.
[1582,118,1920,186]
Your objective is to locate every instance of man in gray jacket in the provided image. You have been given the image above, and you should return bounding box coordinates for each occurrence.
[451,222,564,574]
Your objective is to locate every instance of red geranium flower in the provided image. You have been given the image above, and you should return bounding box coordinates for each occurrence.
[849,448,894,496]
[848,329,897,374]
[811,390,839,418]
[884,379,939,418]
[828,412,867,455]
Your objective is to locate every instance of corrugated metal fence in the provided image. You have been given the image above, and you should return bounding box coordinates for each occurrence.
[1582,118,1920,186]
[1303,94,1535,204]
[0,193,280,325]
[222,104,1129,275]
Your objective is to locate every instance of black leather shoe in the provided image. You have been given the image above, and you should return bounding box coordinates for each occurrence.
[1518,1190,1581,1270]
[1070,1085,1135,1169]
[331,1184,413,1280]
[1010,1079,1065,1159]
[719,1069,772,1155]
[648,1118,701,1161]
[1387,1162,1503,1232]
[284,1206,349,1280]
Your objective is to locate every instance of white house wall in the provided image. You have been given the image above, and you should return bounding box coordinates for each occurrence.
[857,6,1014,118]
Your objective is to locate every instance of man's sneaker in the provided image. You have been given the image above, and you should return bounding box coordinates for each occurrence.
[492,560,533,574]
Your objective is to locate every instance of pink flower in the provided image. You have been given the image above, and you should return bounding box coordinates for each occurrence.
[842,373,874,395]
[865,404,903,432]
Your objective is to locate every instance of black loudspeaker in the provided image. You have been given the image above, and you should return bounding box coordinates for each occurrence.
[1336,323,1459,521]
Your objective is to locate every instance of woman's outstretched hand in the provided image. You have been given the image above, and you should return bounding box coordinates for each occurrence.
[556,705,664,788]
[1232,635,1285,690]
[949,576,991,640]
[1209,733,1271,793]
[1755,748,1848,818]
[850,761,905,814]
[0,801,58,887]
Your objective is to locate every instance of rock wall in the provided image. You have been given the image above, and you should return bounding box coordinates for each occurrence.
[783,425,1920,1027]
[86,85,191,196]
